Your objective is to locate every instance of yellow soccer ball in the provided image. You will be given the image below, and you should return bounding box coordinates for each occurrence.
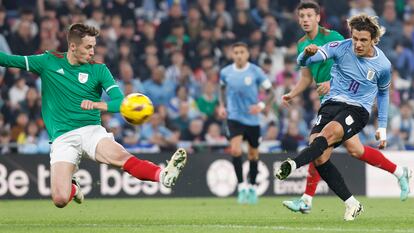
[120,93,154,125]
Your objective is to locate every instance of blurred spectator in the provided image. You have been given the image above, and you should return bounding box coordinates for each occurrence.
[378,0,403,63]
[186,6,205,41]
[167,85,201,120]
[251,0,275,26]
[233,10,256,42]
[0,7,11,39]
[170,101,192,132]
[259,38,287,79]
[9,20,38,55]
[0,129,11,155]
[142,66,175,106]
[211,0,233,30]
[140,112,179,149]
[10,112,29,143]
[390,102,414,148]
[19,87,41,121]
[281,121,304,152]
[180,117,204,142]
[9,77,29,110]
[205,122,227,145]
[163,21,190,59]
[349,0,377,17]
[196,81,218,118]
[107,0,136,23]
[157,3,185,41]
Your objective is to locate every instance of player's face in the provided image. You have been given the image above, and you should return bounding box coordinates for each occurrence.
[351,29,375,57]
[232,46,249,67]
[298,8,320,33]
[71,36,96,64]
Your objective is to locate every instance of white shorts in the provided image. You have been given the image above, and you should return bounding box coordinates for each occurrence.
[50,125,114,165]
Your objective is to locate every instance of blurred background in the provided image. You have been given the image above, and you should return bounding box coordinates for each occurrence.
[0,0,412,156]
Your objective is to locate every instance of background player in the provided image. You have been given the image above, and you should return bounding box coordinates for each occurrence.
[275,14,404,221]
[281,0,411,214]
[0,23,187,208]
[218,42,274,204]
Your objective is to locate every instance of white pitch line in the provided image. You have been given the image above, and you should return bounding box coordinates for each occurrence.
[0,223,413,232]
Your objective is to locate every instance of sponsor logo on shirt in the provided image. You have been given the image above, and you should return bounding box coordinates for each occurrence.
[329,42,339,47]
[78,73,88,83]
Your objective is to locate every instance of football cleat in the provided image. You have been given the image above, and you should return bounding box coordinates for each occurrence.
[274,159,296,180]
[282,198,312,214]
[344,203,363,221]
[247,187,258,205]
[161,148,187,188]
[398,167,412,201]
[237,188,248,204]
[71,177,84,204]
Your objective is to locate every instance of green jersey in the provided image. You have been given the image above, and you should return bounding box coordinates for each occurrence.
[0,51,123,141]
[297,26,344,84]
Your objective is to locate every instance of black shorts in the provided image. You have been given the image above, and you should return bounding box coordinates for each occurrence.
[310,100,369,147]
[227,119,261,148]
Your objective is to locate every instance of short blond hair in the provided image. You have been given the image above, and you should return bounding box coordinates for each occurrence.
[347,14,385,45]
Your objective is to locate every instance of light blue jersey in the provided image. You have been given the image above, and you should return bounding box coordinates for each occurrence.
[298,39,391,128]
[220,63,270,126]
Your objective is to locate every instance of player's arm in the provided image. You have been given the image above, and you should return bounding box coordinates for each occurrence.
[250,68,273,114]
[0,52,47,74]
[375,68,391,149]
[282,67,313,106]
[217,70,227,119]
[81,65,124,113]
[297,42,340,66]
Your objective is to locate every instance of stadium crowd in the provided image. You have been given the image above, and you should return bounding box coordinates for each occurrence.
[0,0,413,154]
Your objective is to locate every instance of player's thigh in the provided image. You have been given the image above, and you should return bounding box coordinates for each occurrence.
[343,134,365,158]
[229,135,243,156]
[329,105,369,145]
[95,137,131,167]
[310,101,341,139]
[50,161,77,199]
[313,146,334,166]
[318,121,345,146]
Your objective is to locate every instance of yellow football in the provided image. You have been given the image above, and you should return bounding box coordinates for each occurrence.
[120,93,154,125]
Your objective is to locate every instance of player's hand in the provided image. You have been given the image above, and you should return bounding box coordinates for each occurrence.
[304,44,319,56]
[249,104,263,115]
[316,81,330,96]
[217,105,227,119]
[281,93,293,107]
[375,128,387,149]
[81,100,97,110]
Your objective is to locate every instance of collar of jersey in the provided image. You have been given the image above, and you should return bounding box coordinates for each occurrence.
[232,63,250,72]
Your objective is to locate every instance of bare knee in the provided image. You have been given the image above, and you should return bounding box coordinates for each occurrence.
[52,193,70,208]
[230,147,242,157]
[345,144,364,158]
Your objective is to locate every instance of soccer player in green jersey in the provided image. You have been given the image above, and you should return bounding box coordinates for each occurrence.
[0,23,187,208]
[280,1,410,215]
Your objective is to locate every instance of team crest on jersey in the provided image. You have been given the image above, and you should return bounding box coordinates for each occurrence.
[366,69,375,81]
[329,42,339,47]
[244,76,252,86]
[78,73,88,83]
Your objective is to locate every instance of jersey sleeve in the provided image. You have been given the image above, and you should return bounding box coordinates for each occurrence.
[297,40,344,66]
[99,64,124,113]
[255,66,272,90]
[219,68,227,86]
[376,65,391,128]
[0,52,48,75]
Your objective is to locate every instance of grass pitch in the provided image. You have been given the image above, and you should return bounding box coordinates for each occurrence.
[0,197,413,233]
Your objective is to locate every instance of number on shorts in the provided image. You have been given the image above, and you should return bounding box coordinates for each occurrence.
[315,115,322,125]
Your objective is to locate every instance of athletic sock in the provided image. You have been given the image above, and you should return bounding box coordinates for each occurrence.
[301,193,313,205]
[69,184,77,201]
[233,156,243,184]
[249,160,258,185]
[359,146,397,173]
[345,196,360,207]
[293,136,328,168]
[304,163,321,196]
[393,166,404,178]
[315,160,352,201]
[122,156,161,182]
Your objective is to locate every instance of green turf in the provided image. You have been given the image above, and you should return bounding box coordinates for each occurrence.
[0,197,413,233]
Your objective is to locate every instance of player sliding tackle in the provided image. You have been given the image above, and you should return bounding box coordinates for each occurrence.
[281,0,411,215]
[274,14,411,221]
[0,23,187,208]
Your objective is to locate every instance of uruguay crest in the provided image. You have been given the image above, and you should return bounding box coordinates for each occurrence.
[366,69,375,81]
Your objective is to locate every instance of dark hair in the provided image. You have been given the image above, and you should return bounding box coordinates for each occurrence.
[67,23,99,45]
[231,42,249,50]
[347,14,385,44]
[297,1,320,15]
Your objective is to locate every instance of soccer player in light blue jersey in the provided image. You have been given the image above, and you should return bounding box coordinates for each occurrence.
[275,14,411,221]
[218,42,274,204]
